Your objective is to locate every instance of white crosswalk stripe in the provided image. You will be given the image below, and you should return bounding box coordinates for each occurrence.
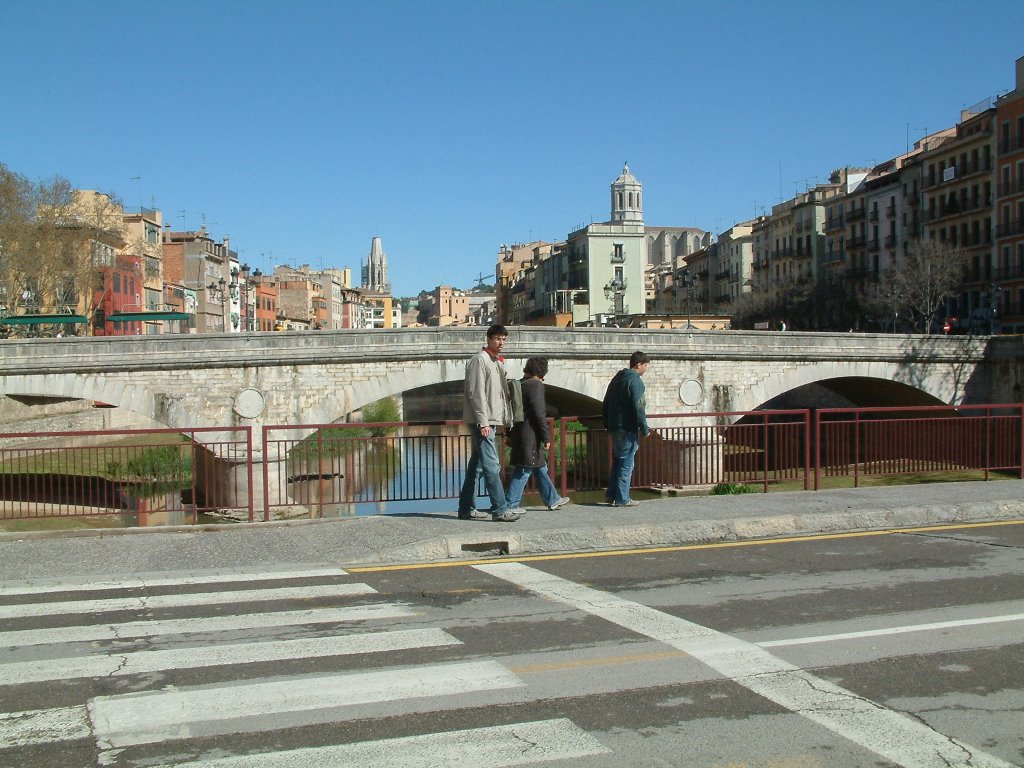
[0,582,376,619]
[0,603,416,648]
[90,660,525,748]
[1,627,461,685]
[147,718,610,768]
[0,565,605,767]
[0,567,350,596]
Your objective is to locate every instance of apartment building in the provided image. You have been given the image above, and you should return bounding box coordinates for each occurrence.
[162,227,234,333]
[918,101,997,331]
[996,56,1024,333]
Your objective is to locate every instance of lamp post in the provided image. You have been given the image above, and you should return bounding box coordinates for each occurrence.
[989,281,998,335]
[603,278,626,326]
[681,267,694,329]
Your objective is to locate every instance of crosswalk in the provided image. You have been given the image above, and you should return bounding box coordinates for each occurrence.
[0,566,609,767]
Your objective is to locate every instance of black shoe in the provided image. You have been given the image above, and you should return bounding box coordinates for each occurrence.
[458,509,490,521]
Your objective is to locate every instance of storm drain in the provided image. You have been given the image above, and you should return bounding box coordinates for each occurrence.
[460,540,510,557]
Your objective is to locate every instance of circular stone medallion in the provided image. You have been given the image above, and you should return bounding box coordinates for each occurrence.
[678,379,704,407]
[233,388,266,419]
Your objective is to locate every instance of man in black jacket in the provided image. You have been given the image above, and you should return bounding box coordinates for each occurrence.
[602,351,650,506]
[505,357,571,511]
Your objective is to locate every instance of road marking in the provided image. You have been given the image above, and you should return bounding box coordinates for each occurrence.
[1,628,459,685]
[0,603,416,648]
[0,706,91,747]
[147,718,609,768]
[89,660,525,748]
[0,567,350,596]
[346,518,1024,572]
[477,562,1017,768]
[758,612,1024,648]
[510,649,686,675]
[0,583,376,619]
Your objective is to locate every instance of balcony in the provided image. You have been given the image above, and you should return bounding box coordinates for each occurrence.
[824,217,844,232]
[885,204,896,217]
[868,209,879,222]
[715,269,731,281]
[995,220,1024,238]
[884,234,897,249]
[847,206,866,222]
[867,238,880,252]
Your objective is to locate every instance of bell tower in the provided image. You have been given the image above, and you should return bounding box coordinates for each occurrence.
[610,162,643,223]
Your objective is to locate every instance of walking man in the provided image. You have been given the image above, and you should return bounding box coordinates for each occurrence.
[505,357,571,511]
[457,324,523,522]
[602,351,650,507]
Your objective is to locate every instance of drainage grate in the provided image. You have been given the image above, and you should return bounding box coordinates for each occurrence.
[460,541,510,556]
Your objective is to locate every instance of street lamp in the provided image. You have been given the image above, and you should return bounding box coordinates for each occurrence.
[206,277,228,332]
[603,277,627,323]
[989,282,998,335]
[681,267,694,329]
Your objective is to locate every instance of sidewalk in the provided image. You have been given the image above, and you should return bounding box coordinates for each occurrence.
[0,480,1022,582]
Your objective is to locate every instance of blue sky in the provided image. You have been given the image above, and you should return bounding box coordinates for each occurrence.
[2,1,1022,297]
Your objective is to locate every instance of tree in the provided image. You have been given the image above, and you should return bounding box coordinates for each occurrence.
[0,163,124,334]
[881,239,967,334]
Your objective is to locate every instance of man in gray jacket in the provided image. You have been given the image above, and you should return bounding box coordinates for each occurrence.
[457,324,523,522]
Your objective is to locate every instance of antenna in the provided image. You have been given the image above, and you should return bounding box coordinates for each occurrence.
[129,176,142,209]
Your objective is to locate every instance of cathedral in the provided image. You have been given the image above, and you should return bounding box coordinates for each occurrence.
[361,236,391,294]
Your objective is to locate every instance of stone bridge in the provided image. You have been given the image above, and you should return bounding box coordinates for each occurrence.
[3,327,1020,508]
[1,327,1019,432]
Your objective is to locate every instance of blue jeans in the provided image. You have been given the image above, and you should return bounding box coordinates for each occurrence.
[458,426,509,514]
[606,431,639,504]
[506,463,560,509]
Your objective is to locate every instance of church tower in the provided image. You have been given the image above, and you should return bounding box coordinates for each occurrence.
[362,236,391,293]
[610,162,644,223]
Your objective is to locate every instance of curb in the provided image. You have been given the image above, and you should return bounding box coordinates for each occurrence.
[342,498,1024,565]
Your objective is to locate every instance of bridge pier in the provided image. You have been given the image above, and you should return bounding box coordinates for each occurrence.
[677,432,725,488]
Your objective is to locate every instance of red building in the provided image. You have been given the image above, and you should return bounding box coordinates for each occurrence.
[93,254,145,336]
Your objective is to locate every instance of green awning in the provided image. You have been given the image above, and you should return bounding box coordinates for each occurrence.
[1,314,88,325]
[106,311,191,322]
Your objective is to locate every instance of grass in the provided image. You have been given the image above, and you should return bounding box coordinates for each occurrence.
[0,432,191,479]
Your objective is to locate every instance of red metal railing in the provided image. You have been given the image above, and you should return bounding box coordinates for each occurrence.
[813,404,1024,489]
[0,426,253,523]
[2,405,1022,524]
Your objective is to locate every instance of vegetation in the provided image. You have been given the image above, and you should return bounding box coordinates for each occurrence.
[105,445,192,482]
[290,397,401,459]
[1,163,124,335]
[711,482,759,495]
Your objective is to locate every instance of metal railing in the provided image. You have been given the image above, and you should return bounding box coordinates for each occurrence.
[2,405,1022,524]
[0,426,253,523]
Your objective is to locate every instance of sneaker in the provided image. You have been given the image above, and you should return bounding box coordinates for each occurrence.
[492,508,523,522]
[548,496,571,510]
[458,509,490,521]
[610,499,640,507]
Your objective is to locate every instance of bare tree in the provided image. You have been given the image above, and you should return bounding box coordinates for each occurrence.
[0,164,125,334]
[882,239,967,334]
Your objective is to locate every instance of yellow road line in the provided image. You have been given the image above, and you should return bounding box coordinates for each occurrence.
[345,518,1024,573]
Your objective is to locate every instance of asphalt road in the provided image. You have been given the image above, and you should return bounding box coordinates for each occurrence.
[1,520,1022,767]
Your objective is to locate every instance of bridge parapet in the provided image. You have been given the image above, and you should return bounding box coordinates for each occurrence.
[0,326,995,375]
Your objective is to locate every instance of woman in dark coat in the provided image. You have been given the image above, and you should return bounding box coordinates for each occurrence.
[505,357,571,510]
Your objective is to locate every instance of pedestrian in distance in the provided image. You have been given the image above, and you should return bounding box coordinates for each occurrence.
[505,357,571,511]
[602,350,650,507]
[457,324,524,523]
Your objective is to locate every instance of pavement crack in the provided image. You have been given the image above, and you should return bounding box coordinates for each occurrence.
[509,727,542,754]
[109,654,130,676]
[898,531,1024,550]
